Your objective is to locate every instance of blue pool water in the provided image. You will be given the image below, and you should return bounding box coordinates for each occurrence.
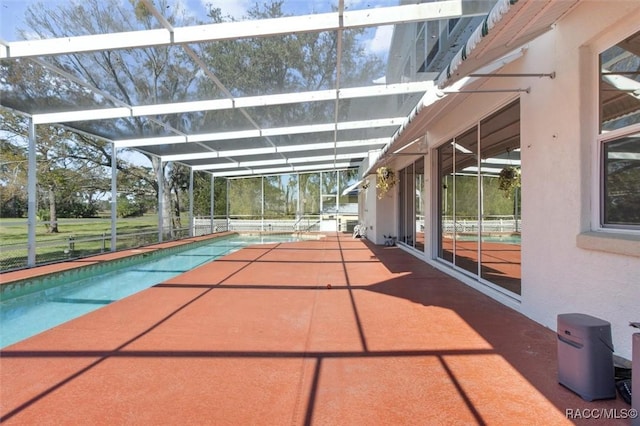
[0,234,306,348]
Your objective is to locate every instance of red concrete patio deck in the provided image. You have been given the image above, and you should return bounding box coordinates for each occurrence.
[0,233,630,425]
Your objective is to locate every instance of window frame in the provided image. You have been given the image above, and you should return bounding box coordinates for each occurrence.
[594,26,640,234]
[599,126,640,230]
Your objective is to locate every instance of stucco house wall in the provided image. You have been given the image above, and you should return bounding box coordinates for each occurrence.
[364,1,640,361]
[516,1,640,362]
[363,178,397,245]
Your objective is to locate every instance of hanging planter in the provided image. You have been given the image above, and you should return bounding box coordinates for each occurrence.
[376,166,397,199]
[498,166,521,198]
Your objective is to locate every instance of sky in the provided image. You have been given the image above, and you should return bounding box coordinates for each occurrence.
[1,0,395,57]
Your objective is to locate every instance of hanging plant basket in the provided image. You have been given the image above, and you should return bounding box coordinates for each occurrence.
[376,166,397,199]
[498,166,521,198]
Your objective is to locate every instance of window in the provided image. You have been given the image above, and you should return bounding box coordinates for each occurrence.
[602,133,640,228]
[599,29,640,229]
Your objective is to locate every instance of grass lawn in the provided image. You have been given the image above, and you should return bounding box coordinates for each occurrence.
[0,214,189,271]
[0,215,160,244]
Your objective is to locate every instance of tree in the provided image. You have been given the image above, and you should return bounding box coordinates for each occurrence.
[264,174,296,218]
[198,1,383,209]
[14,0,384,229]
[199,1,384,127]
[228,178,262,217]
[0,136,28,218]
[168,163,190,231]
[192,171,212,217]
[299,172,321,215]
[1,107,157,230]
[0,112,88,232]
[20,0,200,234]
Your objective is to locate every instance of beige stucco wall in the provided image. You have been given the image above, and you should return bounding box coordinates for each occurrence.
[516,0,640,362]
[363,168,398,245]
[369,1,640,360]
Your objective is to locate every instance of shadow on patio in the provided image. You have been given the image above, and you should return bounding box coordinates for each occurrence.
[0,233,630,425]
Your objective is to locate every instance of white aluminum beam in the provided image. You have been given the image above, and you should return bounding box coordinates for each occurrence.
[233,90,336,108]
[187,129,262,144]
[32,107,132,125]
[261,122,337,137]
[341,179,364,196]
[161,138,388,162]
[191,152,364,171]
[340,81,434,98]
[157,159,164,242]
[134,99,234,117]
[116,135,187,148]
[2,29,171,59]
[192,162,240,171]
[27,118,36,267]
[32,82,432,125]
[208,162,354,178]
[189,168,194,237]
[337,119,400,131]
[342,1,461,28]
[175,12,338,44]
[0,2,465,59]
[288,153,363,164]
[110,144,117,251]
[279,138,387,152]
[115,118,403,148]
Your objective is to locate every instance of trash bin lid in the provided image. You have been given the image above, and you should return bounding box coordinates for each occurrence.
[558,313,611,328]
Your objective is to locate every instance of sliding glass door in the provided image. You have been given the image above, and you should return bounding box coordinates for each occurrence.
[398,158,425,251]
[437,100,521,295]
[415,159,424,251]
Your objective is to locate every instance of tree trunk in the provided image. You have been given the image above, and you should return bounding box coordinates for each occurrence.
[172,189,182,232]
[151,157,174,239]
[163,171,173,237]
[48,185,59,233]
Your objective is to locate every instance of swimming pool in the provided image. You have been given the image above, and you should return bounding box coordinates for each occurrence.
[0,234,310,348]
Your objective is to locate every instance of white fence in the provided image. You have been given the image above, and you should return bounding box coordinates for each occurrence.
[193,216,358,235]
[194,217,519,237]
[441,217,521,234]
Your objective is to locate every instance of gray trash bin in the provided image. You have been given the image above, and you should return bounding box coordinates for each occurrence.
[557,313,615,401]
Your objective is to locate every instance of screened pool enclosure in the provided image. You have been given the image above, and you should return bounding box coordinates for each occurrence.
[0,0,579,272]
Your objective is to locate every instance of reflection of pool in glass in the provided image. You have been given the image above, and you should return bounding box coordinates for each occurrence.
[0,234,313,348]
[454,234,521,244]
